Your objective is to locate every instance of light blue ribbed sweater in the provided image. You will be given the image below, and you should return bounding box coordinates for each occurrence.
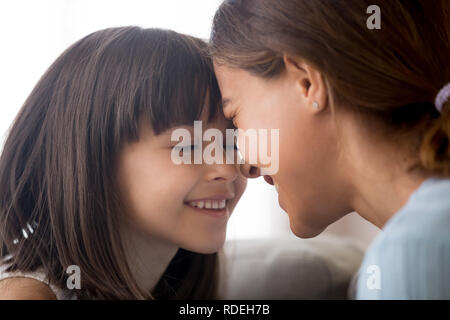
[356,177,450,299]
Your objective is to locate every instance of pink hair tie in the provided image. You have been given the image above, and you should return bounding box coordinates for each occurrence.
[435,82,450,113]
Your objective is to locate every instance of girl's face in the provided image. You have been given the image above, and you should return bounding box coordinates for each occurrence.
[116,111,247,254]
[213,63,351,238]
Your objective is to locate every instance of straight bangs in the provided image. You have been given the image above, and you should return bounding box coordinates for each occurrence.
[121,29,222,139]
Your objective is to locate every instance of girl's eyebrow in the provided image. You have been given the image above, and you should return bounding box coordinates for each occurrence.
[161,125,194,135]
[161,126,195,141]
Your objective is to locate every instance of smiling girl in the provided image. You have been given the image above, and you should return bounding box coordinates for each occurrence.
[0,27,246,299]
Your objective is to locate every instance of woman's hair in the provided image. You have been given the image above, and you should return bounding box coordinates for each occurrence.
[210,0,450,176]
[0,27,222,299]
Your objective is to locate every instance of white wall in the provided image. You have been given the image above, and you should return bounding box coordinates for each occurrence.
[0,0,222,145]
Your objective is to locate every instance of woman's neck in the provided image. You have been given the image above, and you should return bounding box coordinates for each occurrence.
[120,219,179,295]
[349,168,427,228]
[341,117,431,229]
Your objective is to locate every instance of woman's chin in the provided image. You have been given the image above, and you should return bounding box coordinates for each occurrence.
[289,217,325,239]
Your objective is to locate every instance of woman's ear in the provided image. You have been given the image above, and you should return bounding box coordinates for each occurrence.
[283,53,328,113]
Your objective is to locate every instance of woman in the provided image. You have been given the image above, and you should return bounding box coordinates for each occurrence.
[210,0,450,299]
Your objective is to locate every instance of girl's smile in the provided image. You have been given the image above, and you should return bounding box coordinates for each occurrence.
[184,202,228,219]
[184,194,235,218]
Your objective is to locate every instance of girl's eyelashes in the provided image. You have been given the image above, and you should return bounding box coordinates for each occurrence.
[173,144,239,151]
[173,145,200,152]
[224,144,239,150]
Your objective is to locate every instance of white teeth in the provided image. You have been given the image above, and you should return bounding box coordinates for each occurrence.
[188,200,227,210]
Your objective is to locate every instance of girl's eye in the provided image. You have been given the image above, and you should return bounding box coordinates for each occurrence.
[223,144,239,151]
[173,145,199,152]
[174,144,239,153]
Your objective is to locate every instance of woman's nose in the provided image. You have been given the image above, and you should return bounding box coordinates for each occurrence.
[239,163,261,179]
[207,163,240,182]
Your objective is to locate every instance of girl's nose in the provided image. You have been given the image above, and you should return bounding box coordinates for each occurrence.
[239,163,261,179]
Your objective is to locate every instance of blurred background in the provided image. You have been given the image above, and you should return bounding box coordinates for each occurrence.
[0,0,380,247]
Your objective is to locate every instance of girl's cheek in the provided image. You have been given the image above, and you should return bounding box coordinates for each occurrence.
[228,176,247,213]
[235,176,248,199]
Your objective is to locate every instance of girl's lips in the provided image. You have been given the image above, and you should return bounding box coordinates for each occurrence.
[184,194,234,218]
[184,203,229,218]
[186,194,235,202]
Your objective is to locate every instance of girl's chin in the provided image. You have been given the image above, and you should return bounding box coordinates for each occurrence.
[184,246,223,254]
[180,236,227,254]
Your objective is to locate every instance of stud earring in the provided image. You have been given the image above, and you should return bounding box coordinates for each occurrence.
[313,101,319,109]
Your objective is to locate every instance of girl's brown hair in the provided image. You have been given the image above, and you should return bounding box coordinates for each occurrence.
[210,0,450,176]
[0,26,221,299]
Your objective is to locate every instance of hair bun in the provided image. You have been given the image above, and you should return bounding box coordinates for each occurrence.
[435,83,450,113]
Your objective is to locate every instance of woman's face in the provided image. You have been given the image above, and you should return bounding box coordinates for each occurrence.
[116,111,247,254]
[214,62,352,238]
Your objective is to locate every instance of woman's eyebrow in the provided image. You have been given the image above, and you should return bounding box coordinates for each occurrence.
[221,98,231,109]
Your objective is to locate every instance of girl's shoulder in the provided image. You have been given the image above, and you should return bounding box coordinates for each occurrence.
[0,276,57,300]
[0,256,75,300]
[0,257,56,300]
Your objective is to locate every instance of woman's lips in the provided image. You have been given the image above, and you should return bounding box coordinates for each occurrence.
[264,176,285,210]
[264,175,280,192]
[263,175,274,185]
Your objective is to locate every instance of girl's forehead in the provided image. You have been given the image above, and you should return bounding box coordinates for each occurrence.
[197,100,231,127]
[147,115,233,141]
